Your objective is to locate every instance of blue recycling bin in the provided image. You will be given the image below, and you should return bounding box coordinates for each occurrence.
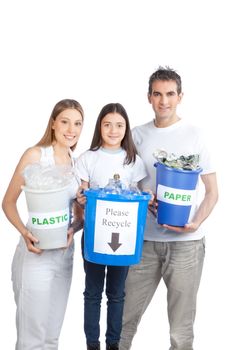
[154,162,202,226]
[84,189,151,266]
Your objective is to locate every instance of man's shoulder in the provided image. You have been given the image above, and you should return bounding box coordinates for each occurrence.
[132,120,154,146]
[133,120,154,132]
[180,120,203,136]
[132,120,154,138]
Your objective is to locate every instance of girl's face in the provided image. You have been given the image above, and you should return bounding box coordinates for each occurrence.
[52,108,83,148]
[101,112,126,150]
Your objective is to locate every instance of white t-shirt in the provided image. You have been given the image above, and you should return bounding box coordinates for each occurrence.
[132,119,215,242]
[76,147,147,188]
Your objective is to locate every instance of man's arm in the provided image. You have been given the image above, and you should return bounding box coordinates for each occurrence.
[163,172,218,233]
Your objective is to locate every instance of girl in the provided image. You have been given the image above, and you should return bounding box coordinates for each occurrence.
[2,99,84,350]
[76,103,147,350]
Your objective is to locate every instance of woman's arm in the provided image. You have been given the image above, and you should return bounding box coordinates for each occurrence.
[2,147,42,253]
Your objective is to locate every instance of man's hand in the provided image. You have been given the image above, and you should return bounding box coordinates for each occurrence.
[162,222,199,233]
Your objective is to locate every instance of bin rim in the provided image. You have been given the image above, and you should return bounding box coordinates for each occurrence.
[154,162,202,174]
[21,184,71,194]
[84,188,151,201]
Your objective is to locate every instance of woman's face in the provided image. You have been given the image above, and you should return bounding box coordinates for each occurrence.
[100,112,126,150]
[52,108,83,148]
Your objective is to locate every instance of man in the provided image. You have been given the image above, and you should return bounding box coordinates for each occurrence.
[119,66,218,350]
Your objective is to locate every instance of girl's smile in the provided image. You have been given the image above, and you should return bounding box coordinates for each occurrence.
[101,112,126,150]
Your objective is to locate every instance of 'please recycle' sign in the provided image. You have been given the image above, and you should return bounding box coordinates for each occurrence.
[93,199,139,255]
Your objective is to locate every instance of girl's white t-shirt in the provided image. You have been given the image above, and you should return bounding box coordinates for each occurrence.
[76,147,147,188]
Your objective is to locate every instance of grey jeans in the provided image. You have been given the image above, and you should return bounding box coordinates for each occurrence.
[119,238,205,350]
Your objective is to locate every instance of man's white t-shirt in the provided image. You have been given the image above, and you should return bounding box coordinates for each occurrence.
[132,119,215,242]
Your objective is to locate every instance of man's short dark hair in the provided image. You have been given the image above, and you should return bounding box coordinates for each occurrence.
[148,66,182,95]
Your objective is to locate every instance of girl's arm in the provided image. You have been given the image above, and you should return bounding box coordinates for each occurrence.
[2,147,42,254]
[67,199,85,247]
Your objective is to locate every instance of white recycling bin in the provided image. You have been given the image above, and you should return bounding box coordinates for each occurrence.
[22,185,71,249]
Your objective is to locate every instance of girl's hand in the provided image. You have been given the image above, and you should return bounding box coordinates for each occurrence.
[23,229,42,254]
[146,190,157,217]
[76,186,86,207]
[144,189,155,205]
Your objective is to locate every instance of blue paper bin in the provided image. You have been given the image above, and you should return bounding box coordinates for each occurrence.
[154,162,202,226]
[84,189,151,266]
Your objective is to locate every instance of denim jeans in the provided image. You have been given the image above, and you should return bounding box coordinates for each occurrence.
[119,238,205,350]
[83,258,129,346]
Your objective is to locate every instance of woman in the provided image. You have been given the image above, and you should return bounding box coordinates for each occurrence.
[2,99,84,350]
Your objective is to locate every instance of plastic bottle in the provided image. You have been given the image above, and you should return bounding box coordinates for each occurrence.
[104,178,116,194]
[113,173,123,193]
[129,182,141,195]
[104,174,124,194]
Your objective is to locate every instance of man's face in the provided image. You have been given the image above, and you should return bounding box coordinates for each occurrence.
[148,80,183,125]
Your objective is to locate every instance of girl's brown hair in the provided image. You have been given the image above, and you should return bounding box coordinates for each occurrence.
[90,103,137,164]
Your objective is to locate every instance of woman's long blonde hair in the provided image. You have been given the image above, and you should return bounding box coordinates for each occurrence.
[36,99,84,151]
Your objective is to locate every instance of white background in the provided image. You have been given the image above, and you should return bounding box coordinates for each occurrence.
[0,1,232,349]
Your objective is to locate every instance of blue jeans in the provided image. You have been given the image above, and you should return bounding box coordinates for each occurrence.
[120,239,205,350]
[83,258,129,346]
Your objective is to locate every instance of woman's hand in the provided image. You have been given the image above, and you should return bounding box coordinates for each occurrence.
[66,227,74,247]
[23,229,42,254]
